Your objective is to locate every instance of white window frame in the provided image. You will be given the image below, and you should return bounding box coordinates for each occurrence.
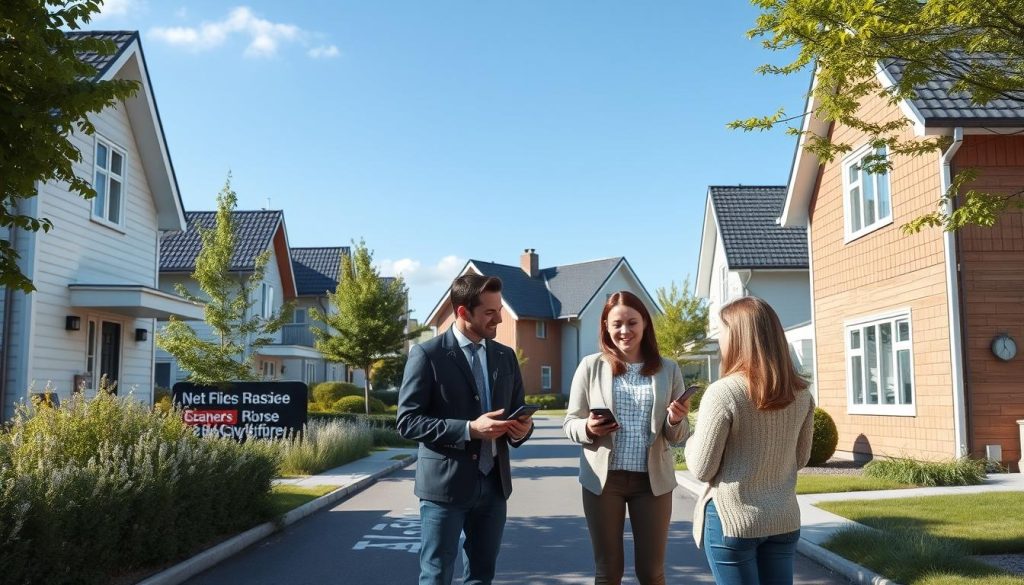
[261,283,274,319]
[845,308,916,416]
[540,365,552,391]
[91,135,128,231]
[843,144,893,242]
[536,320,547,339]
[719,265,729,303]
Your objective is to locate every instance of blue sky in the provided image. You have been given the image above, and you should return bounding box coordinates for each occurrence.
[91,1,808,319]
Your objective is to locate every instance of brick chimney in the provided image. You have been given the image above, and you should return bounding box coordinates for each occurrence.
[520,248,538,278]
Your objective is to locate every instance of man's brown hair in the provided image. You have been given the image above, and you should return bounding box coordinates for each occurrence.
[450,274,503,314]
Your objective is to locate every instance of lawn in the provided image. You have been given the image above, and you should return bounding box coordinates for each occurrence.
[268,484,338,516]
[796,474,912,494]
[819,492,1024,585]
[535,409,567,418]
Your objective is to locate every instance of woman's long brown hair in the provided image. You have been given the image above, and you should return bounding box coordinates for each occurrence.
[599,291,662,377]
[719,296,808,410]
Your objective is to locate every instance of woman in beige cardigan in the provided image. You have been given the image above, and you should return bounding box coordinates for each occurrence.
[684,296,815,585]
[563,291,690,585]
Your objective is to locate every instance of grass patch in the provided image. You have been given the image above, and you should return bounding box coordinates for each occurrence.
[268,484,337,516]
[821,493,1024,584]
[819,492,1024,555]
[864,456,987,486]
[390,454,410,461]
[796,474,912,494]
[535,409,567,418]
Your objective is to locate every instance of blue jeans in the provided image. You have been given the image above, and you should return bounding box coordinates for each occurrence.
[702,500,800,585]
[418,471,507,585]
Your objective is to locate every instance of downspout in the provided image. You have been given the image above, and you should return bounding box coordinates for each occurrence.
[941,127,968,457]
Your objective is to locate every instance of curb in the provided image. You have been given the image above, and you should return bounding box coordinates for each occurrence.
[673,470,898,585]
[136,454,417,585]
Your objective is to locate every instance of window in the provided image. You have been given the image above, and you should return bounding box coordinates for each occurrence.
[261,360,276,379]
[540,366,552,391]
[92,138,126,227]
[305,362,316,384]
[86,320,97,386]
[261,284,274,318]
[155,362,171,389]
[846,311,915,416]
[844,145,892,240]
[719,266,729,302]
[294,308,307,324]
[536,320,547,339]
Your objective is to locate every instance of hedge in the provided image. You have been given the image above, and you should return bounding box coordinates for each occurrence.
[524,393,568,409]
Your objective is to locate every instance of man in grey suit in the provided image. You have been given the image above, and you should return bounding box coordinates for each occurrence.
[398,274,534,585]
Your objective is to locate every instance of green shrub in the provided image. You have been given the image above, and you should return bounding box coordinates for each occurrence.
[275,419,374,476]
[0,392,278,585]
[809,407,839,465]
[332,395,387,414]
[309,412,398,429]
[311,381,363,405]
[525,394,567,409]
[372,388,400,406]
[864,456,986,486]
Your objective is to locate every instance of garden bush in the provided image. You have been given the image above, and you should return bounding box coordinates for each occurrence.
[0,392,278,585]
[864,456,986,486]
[310,381,363,406]
[372,388,400,407]
[524,394,567,409]
[809,407,839,466]
[331,395,387,414]
[275,419,374,476]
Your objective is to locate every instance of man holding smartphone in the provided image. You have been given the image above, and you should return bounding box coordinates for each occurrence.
[398,274,534,585]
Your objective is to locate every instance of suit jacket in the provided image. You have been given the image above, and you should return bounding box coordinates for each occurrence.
[563,353,690,497]
[397,326,533,504]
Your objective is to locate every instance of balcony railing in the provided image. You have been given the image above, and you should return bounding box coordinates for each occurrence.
[280,323,315,347]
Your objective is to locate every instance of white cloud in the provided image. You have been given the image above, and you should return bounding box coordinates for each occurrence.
[377,255,465,287]
[92,0,142,21]
[308,44,340,59]
[150,6,329,59]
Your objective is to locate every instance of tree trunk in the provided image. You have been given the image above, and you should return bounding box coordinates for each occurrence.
[363,366,371,415]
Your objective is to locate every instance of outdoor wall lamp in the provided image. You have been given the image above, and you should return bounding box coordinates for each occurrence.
[135,328,148,342]
[65,315,81,331]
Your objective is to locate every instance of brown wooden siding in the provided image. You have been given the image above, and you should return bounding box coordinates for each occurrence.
[954,135,1024,470]
[515,320,562,394]
[809,89,956,461]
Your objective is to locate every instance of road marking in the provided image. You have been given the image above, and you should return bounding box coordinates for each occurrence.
[353,509,421,553]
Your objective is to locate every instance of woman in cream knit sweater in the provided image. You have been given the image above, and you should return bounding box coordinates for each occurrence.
[684,296,815,585]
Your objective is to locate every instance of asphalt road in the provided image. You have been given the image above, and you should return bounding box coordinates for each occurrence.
[184,418,848,584]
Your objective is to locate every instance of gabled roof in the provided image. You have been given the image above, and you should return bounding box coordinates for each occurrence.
[782,58,1024,227]
[291,247,349,296]
[709,186,808,270]
[67,31,186,231]
[883,56,1024,126]
[425,255,657,324]
[160,210,285,272]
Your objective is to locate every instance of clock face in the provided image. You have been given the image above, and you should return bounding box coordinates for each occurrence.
[992,335,1017,361]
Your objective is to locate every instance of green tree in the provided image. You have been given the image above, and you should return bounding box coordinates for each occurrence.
[1,0,140,292]
[653,278,709,362]
[370,354,407,390]
[310,241,424,414]
[735,0,1024,232]
[156,177,293,385]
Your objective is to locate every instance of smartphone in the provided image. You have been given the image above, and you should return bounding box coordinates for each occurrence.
[673,385,702,405]
[589,407,618,426]
[506,404,541,420]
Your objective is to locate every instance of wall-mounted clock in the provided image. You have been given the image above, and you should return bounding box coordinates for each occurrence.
[991,334,1017,362]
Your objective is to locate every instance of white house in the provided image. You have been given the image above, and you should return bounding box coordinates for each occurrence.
[693,186,813,384]
[0,31,203,419]
[284,247,351,385]
[156,210,298,386]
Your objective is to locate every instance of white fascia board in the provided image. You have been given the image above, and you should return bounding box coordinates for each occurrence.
[695,193,718,298]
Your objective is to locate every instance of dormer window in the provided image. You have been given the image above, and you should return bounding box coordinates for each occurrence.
[844,145,892,241]
[92,137,126,228]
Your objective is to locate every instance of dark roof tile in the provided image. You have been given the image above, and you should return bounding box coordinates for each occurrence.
[291,247,349,296]
[884,57,1024,125]
[65,31,137,82]
[160,210,283,272]
[709,186,808,269]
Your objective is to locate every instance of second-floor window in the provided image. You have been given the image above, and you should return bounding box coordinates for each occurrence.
[719,266,729,303]
[261,284,274,318]
[844,145,892,240]
[536,320,546,339]
[294,308,307,324]
[92,138,126,227]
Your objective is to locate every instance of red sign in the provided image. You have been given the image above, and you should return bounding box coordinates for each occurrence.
[183,409,238,425]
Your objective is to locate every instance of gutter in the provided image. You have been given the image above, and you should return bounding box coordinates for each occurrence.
[941,127,969,457]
